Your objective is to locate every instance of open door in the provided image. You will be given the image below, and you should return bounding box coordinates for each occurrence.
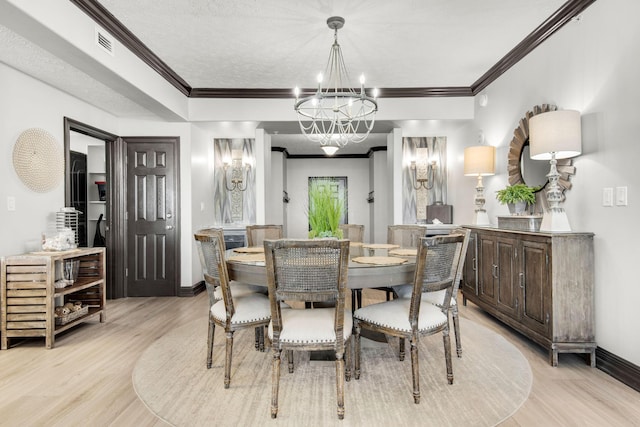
[125,137,180,297]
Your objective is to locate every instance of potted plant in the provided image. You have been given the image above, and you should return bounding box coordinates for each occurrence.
[496,183,536,215]
[307,180,344,239]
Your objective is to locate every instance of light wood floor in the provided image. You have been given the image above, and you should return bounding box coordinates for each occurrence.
[0,291,638,426]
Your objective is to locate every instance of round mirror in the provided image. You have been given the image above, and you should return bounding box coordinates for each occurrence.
[508,104,576,193]
[520,144,550,190]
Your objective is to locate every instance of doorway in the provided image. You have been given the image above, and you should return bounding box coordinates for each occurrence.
[64,118,181,298]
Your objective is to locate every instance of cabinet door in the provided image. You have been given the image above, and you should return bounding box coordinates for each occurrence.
[520,239,551,337]
[477,233,497,305]
[495,236,519,319]
[461,232,478,296]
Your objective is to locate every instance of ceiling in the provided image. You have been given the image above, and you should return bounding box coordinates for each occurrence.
[0,0,593,155]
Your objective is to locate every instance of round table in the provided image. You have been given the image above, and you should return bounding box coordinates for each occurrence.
[226,247,416,289]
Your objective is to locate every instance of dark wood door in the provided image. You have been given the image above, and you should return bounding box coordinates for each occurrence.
[495,236,519,319]
[520,238,551,337]
[477,234,497,305]
[461,231,477,297]
[125,137,180,296]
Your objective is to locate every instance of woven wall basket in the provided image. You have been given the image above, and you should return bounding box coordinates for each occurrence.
[13,128,64,192]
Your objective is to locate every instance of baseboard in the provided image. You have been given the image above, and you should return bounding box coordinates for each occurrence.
[596,346,640,392]
[178,281,205,297]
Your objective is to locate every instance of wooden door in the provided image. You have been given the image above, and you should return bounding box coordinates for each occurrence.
[495,236,519,319]
[125,137,180,296]
[477,233,497,305]
[461,231,478,297]
[520,238,551,337]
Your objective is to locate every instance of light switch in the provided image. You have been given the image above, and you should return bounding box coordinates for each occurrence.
[602,188,613,207]
[7,196,16,211]
[616,186,628,206]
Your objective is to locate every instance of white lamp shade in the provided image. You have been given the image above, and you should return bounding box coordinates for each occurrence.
[464,145,495,176]
[529,110,582,160]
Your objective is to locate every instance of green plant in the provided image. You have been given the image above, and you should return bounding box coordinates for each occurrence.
[307,180,344,239]
[495,183,536,205]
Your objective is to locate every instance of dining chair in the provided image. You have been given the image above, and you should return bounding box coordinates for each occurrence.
[353,232,465,404]
[339,223,364,242]
[393,227,470,357]
[264,238,352,420]
[338,224,366,311]
[194,228,271,389]
[246,224,283,246]
[367,225,426,303]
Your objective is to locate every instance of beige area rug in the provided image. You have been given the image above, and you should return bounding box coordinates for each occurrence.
[133,317,531,427]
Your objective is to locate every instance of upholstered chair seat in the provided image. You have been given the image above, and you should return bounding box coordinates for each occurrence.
[353,299,447,333]
[268,307,352,344]
[211,293,271,325]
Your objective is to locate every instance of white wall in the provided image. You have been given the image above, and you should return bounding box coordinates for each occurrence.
[474,0,640,365]
[0,63,118,256]
[286,158,371,240]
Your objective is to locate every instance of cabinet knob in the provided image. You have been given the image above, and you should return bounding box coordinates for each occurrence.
[519,272,524,288]
[167,213,172,218]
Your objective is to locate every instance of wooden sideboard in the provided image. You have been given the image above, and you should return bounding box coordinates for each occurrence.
[1,247,106,349]
[461,226,595,367]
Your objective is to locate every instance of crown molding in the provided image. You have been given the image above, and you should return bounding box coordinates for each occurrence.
[69,0,192,96]
[71,0,597,99]
[471,0,597,94]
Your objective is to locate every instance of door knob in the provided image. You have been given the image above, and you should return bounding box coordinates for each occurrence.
[166,225,174,230]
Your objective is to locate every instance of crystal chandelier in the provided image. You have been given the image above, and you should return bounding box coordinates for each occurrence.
[294,16,378,153]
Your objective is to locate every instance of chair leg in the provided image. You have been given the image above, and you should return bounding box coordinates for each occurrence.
[287,350,294,373]
[271,348,282,419]
[452,305,462,357]
[345,336,352,382]
[207,319,215,369]
[354,323,361,380]
[254,327,260,351]
[335,351,345,420]
[399,337,406,361]
[443,328,454,385]
[258,326,265,352]
[410,337,420,404]
[224,331,234,389]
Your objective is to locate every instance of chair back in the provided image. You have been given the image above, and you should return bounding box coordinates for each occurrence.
[450,228,471,297]
[387,225,426,248]
[194,228,235,322]
[339,224,364,242]
[246,224,283,247]
[409,233,465,322]
[264,239,350,344]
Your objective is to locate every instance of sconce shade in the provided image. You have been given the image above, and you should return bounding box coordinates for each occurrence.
[464,145,496,176]
[529,110,582,160]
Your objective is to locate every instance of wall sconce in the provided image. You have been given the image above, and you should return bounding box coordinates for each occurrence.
[529,110,582,231]
[410,148,436,190]
[223,150,251,192]
[464,145,496,225]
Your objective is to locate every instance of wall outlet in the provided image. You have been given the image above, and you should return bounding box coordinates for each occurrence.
[7,196,16,211]
[602,188,613,207]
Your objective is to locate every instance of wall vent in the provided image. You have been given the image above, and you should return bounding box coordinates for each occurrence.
[95,26,114,56]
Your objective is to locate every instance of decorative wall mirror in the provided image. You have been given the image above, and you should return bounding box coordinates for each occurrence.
[507,104,577,199]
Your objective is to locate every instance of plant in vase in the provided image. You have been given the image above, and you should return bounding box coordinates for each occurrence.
[307,180,344,239]
[496,183,536,215]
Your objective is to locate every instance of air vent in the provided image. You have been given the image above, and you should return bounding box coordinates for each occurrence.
[95,26,114,56]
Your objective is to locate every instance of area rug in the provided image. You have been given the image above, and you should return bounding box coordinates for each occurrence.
[133,317,531,427]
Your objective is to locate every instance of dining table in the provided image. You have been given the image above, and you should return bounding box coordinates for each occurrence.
[225,242,417,290]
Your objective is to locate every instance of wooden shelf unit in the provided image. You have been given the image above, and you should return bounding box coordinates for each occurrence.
[1,247,106,349]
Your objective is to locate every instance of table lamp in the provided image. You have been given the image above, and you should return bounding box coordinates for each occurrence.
[529,110,582,231]
[464,145,496,225]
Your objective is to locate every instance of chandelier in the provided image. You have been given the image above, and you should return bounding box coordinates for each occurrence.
[294,16,378,154]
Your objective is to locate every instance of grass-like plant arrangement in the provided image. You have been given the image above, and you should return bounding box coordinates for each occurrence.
[307,179,344,239]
